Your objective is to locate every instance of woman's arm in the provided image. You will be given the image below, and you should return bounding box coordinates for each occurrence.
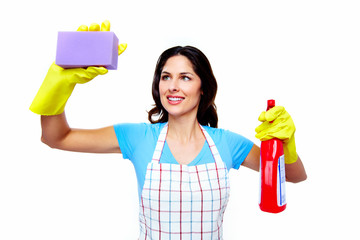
[242,144,307,183]
[41,112,120,154]
[29,21,127,154]
[284,155,307,183]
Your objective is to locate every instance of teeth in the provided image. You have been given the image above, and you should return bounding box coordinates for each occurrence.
[168,97,183,101]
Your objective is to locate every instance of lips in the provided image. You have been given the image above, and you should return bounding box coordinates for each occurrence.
[167,95,185,105]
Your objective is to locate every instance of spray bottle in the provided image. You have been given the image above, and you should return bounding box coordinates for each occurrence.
[259,99,286,213]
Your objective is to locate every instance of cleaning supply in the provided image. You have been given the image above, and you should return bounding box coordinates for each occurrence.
[255,105,298,164]
[56,31,120,69]
[259,99,286,213]
[30,20,126,116]
[55,21,126,70]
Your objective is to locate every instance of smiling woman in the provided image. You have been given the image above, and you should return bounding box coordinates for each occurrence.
[159,55,203,122]
[30,21,306,239]
[148,46,218,127]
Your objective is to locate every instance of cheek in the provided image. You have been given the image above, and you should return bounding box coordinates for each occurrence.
[187,83,202,99]
[158,82,167,106]
[159,81,166,95]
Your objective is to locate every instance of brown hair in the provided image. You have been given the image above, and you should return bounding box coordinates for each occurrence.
[148,46,218,128]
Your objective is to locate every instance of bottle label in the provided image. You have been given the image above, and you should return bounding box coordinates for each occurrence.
[277,155,286,206]
[258,156,262,204]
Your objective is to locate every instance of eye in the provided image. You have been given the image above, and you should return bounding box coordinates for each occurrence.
[182,76,191,81]
[161,75,170,81]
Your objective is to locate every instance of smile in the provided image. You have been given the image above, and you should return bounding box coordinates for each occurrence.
[167,96,185,105]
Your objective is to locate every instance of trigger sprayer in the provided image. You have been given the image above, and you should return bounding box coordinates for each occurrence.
[259,99,287,213]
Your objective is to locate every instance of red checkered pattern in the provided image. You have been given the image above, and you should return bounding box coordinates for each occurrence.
[139,124,230,240]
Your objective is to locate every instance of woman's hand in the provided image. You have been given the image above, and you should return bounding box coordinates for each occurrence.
[29,61,108,115]
[255,106,297,164]
[253,106,307,182]
[30,20,125,116]
[77,20,127,55]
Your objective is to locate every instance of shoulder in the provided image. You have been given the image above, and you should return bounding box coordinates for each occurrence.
[201,125,224,136]
[114,122,166,135]
[201,125,245,143]
[113,122,167,160]
[113,122,167,144]
[202,125,254,169]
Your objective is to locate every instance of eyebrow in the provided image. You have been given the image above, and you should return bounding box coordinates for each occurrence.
[161,71,194,76]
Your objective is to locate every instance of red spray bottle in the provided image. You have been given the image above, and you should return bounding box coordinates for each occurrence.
[259,99,286,213]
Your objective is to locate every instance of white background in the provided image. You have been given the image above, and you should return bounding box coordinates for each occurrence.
[1,0,359,239]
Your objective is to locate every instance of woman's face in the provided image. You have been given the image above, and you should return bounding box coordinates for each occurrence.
[159,55,202,120]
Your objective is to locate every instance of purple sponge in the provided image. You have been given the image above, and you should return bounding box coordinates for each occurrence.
[55,31,119,70]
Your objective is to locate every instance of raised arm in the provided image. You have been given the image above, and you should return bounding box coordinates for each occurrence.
[41,113,120,153]
[30,21,126,154]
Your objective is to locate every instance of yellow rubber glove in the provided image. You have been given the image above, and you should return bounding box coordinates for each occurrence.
[255,106,298,164]
[29,20,126,115]
[29,63,108,115]
[77,20,127,55]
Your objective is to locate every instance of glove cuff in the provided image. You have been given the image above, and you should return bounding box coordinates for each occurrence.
[29,70,76,115]
[283,137,298,164]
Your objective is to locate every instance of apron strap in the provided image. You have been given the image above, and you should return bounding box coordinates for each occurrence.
[151,123,223,165]
[199,125,223,165]
[151,123,168,163]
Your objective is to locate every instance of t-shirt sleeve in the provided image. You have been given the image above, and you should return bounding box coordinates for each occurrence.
[224,130,254,169]
[113,123,149,160]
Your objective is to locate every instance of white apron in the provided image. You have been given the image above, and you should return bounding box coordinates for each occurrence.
[138,124,230,240]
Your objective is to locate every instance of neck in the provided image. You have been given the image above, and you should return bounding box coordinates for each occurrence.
[167,116,203,143]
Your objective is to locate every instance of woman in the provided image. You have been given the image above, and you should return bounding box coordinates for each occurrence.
[30,21,307,239]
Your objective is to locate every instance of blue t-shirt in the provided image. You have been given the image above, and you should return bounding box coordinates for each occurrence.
[113,122,254,200]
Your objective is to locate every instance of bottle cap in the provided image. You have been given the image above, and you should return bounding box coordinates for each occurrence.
[267,99,275,110]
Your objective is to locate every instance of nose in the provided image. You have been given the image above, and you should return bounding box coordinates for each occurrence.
[168,79,179,92]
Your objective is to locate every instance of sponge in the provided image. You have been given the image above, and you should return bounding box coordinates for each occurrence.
[55,31,119,70]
